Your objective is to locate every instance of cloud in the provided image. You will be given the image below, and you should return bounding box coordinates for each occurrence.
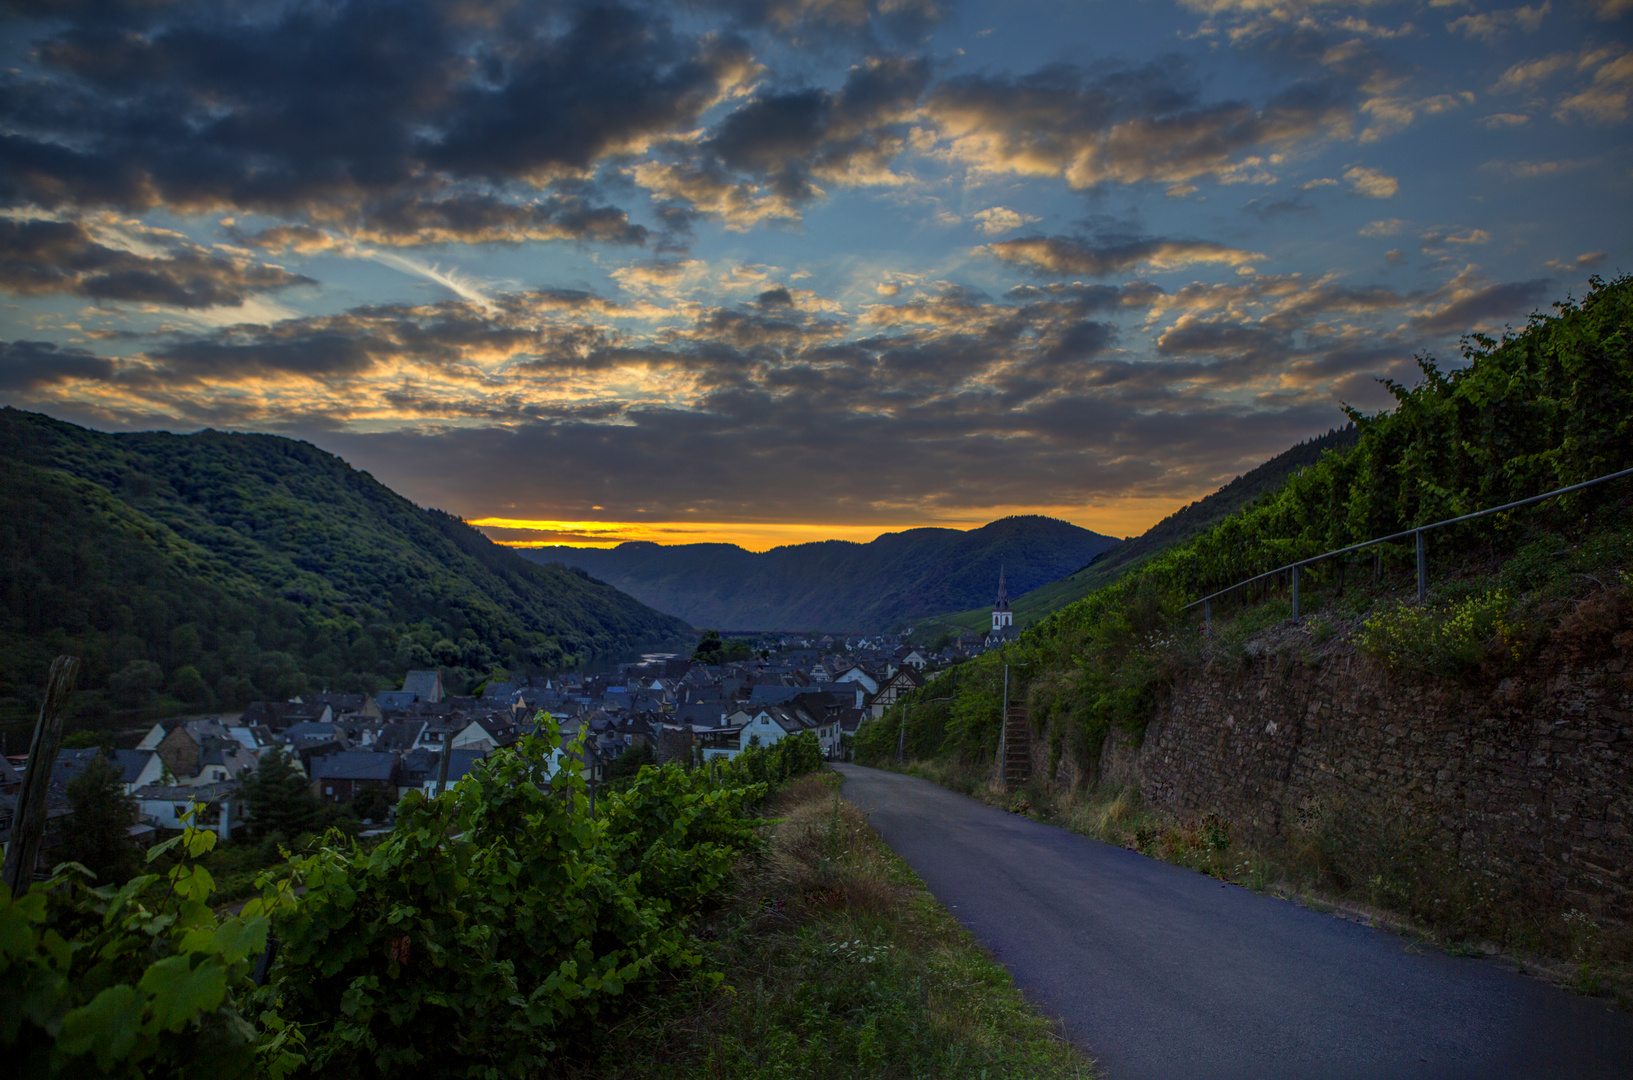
[0,339,116,391]
[363,251,499,314]
[8,254,1545,527]
[1357,90,1472,143]
[1480,156,1593,178]
[632,159,804,232]
[1448,4,1551,43]
[0,2,756,246]
[984,235,1261,276]
[921,60,1352,190]
[636,54,930,226]
[0,215,314,308]
[1359,218,1407,236]
[1410,268,1552,334]
[972,206,1040,235]
[1243,196,1317,220]
[340,193,650,248]
[1344,165,1398,198]
[689,0,948,43]
[1478,112,1531,128]
[1545,251,1608,271]
[1418,227,1491,251]
[1494,52,1574,90]
[1555,49,1633,122]
[1492,44,1633,123]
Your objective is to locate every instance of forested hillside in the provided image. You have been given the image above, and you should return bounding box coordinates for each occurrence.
[519,515,1120,632]
[0,410,691,725]
[863,274,1633,770]
[918,426,1361,637]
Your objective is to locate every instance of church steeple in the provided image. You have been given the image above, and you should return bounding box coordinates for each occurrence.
[991,566,1013,631]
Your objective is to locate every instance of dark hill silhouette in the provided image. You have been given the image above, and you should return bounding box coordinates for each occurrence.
[519,515,1120,632]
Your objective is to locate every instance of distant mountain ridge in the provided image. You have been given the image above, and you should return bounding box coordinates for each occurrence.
[517,516,1121,632]
[0,409,691,722]
[917,426,1362,635]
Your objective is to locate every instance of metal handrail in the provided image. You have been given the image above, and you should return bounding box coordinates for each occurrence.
[1185,465,1633,629]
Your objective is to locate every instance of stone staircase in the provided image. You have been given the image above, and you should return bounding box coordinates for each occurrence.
[1000,705,1031,791]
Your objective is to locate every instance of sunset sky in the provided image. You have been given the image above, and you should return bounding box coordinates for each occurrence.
[2,0,1628,550]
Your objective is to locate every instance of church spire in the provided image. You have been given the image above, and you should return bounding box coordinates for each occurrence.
[991,566,1013,632]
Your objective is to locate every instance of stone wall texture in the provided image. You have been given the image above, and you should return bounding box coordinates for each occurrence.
[1071,639,1632,927]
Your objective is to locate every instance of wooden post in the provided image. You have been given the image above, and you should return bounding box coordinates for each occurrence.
[434,735,454,798]
[1291,565,1301,619]
[3,656,81,896]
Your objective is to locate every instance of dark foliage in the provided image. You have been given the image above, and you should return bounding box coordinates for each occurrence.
[60,753,141,885]
[0,410,693,725]
[864,275,1633,768]
[241,748,325,842]
[982,425,1362,627]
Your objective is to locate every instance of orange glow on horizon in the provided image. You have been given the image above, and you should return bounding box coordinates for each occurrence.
[471,495,1199,552]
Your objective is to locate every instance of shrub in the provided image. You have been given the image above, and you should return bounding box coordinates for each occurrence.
[0,822,298,1078]
[1357,589,1520,676]
[267,720,766,1077]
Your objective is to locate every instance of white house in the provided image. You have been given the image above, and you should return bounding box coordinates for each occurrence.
[131,782,241,839]
[452,718,505,752]
[833,666,879,695]
[726,704,843,760]
[111,749,165,795]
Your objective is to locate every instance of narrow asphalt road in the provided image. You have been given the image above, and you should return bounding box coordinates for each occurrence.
[834,764,1633,1080]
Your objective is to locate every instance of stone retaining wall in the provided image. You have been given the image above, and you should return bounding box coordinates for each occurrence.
[1063,634,1631,926]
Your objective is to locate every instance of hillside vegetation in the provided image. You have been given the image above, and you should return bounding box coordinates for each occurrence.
[916,426,1361,638]
[0,410,691,728]
[862,273,1633,774]
[519,515,1119,632]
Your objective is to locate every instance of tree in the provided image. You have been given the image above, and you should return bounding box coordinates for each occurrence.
[241,748,324,841]
[168,663,209,704]
[691,629,724,662]
[350,785,392,824]
[604,741,655,789]
[108,659,163,709]
[60,754,141,885]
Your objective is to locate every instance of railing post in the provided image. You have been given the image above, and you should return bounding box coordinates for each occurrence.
[1291,565,1300,619]
[896,703,908,764]
[1415,530,1426,602]
[1204,599,1212,638]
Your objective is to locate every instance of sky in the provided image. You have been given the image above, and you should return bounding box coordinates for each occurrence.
[1,0,1628,550]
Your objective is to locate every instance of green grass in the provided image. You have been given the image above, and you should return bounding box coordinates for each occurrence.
[556,772,1097,1079]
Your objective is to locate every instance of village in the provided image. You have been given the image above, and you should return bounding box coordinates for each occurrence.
[1,616,1020,848]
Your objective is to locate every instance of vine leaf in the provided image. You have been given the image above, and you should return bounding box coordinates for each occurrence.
[58,984,143,1067]
[139,955,228,1031]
